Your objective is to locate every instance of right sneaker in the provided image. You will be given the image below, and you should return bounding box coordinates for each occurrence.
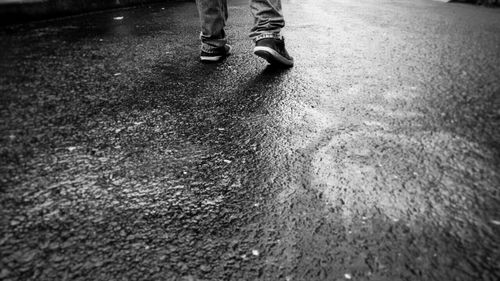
[253,37,294,67]
[200,44,232,62]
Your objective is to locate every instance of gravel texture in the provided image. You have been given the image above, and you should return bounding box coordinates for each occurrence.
[1,0,499,280]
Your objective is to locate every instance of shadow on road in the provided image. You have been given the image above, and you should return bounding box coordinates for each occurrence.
[0,0,298,278]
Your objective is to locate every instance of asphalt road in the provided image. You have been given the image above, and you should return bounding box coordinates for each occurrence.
[1,0,499,280]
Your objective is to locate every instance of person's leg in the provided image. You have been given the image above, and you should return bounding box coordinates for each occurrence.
[250,0,293,67]
[195,0,231,61]
[249,0,285,41]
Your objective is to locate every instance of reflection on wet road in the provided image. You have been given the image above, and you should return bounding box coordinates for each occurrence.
[0,0,499,280]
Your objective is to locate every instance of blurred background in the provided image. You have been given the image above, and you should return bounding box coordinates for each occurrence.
[0,0,186,25]
[0,0,497,25]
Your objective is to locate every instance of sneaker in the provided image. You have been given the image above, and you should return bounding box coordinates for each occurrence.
[253,37,294,67]
[200,44,232,62]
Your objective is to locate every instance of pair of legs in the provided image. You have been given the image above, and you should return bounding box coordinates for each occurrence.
[195,0,293,67]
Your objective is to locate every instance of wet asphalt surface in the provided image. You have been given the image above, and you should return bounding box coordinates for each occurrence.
[1,0,500,280]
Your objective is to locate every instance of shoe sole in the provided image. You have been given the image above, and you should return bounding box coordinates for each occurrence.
[200,45,232,62]
[200,55,223,61]
[253,46,294,67]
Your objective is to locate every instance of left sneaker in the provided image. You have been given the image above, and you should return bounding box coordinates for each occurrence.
[200,44,232,62]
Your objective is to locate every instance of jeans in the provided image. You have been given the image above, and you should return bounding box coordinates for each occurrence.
[195,0,285,52]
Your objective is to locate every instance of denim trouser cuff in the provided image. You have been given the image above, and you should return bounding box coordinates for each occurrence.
[200,32,227,53]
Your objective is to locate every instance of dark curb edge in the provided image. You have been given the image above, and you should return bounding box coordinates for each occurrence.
[0,0,189,25]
